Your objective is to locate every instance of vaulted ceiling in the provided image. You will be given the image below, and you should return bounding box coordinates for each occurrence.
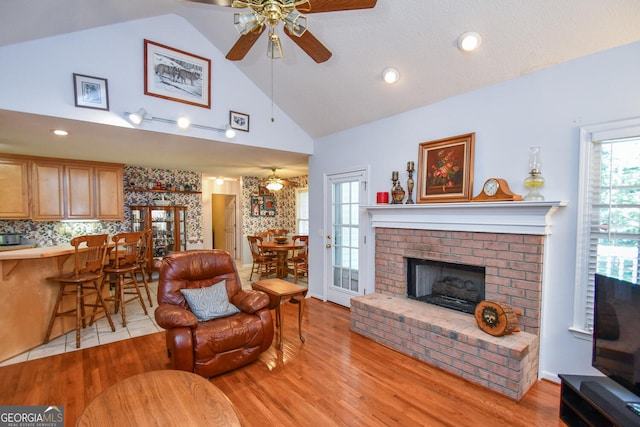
[1,0,640,179]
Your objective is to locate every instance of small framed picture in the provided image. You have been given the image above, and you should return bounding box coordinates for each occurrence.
[144,39,211,109]
[230,111,250,132]
[73,73,109,110]
[417,132,475,203]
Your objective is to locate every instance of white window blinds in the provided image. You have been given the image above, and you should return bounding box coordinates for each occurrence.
[575,125,640,334]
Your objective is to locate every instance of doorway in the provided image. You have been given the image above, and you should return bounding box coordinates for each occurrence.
[324,168,368,307]
[211,194,237,258]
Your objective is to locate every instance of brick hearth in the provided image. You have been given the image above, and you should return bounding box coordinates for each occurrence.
[351,293,539,400]
[349,202,565,401]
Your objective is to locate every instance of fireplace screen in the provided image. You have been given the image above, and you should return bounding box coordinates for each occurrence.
[406,258,485,315]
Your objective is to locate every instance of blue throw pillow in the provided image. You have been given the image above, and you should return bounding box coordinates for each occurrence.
[180,280,240,321]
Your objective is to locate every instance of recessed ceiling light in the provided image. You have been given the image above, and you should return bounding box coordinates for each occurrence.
[458,32,481,52]
[382,68,400,84]
[52,129,69,136]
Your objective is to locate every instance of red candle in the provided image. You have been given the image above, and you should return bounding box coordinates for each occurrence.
[377,192,389,204]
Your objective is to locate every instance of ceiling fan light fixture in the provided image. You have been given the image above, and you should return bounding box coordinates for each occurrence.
[458,32,481,52]
[266,180,284,191]
[234,12,262,35]
[382,68,400,84]
[284,11,307,37]
[267,28,283,59]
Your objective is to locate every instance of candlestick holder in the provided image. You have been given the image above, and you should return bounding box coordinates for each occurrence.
[406,168,415,204]
[391,171,405,204]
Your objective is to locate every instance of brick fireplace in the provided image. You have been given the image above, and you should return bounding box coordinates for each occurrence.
[350,202,565,400]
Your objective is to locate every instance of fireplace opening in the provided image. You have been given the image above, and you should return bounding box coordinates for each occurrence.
[406,258,485,315]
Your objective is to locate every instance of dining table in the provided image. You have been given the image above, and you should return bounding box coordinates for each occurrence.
[259,240,304,279]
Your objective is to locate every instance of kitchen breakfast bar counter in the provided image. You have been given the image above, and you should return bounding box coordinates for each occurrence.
[0,244,107,362]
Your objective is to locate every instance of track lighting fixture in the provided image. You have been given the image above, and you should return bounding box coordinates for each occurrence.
[124,109,235,139]
[128,108,147,125]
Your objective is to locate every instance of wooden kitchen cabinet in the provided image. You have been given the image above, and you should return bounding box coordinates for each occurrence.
[95,166,124,219]
[66,164,95,219]
[31,160,65,220]
[0,157,30,219]
[31,158,123,221]
[130,205,187,277]
[0,154,123,221]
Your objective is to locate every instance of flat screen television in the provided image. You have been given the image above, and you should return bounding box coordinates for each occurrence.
[593,273,640,397]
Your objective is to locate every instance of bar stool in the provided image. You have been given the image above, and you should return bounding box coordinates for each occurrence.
[135,229,153,307]
[44,234,115,349]
[103,232,148,327]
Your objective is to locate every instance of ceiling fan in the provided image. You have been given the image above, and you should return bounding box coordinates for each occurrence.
[262,168,297,191]
[186,0,378,63]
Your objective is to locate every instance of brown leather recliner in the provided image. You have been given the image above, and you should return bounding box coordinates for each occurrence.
[154,250,274,378]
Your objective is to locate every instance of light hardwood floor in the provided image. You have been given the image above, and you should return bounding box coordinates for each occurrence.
[0,295,563,426]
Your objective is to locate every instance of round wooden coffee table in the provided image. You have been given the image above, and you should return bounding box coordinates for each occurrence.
[76,370,241,426]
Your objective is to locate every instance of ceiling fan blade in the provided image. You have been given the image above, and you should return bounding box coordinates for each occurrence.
[184,0,234,6]
[298,0,377,13]
[225,26,266,61]
[283,27,331,63]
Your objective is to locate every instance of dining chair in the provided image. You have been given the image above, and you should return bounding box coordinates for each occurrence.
[290,235,309,284]
[103,232,148,327]
[247,235,277,281]
[44,234,115,348]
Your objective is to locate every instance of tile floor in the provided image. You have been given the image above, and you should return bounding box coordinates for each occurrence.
[0,262,277,367]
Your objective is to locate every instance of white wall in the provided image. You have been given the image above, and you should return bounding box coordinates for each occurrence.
[0,14,312,154]
[308,40,640,381]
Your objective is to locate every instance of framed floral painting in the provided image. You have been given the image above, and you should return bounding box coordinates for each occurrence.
[417,133,475,203]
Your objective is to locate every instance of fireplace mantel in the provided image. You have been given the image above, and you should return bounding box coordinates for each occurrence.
[366,201,567,235]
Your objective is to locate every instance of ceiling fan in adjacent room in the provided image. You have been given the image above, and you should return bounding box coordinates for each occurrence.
[262,168,297,191]
[186,0,378,63]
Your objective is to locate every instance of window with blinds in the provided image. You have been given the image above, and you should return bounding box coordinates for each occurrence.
[575,123,640,335]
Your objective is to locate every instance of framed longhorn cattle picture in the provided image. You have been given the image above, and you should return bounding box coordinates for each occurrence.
[144,39,211,108]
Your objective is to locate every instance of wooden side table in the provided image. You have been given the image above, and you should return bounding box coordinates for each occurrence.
[76,370,241,426]
[251,278,308,350]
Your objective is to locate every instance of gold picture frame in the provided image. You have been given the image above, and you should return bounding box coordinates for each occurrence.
[417,133,475,203]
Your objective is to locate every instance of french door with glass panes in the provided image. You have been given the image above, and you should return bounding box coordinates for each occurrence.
[325,169,368,307]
